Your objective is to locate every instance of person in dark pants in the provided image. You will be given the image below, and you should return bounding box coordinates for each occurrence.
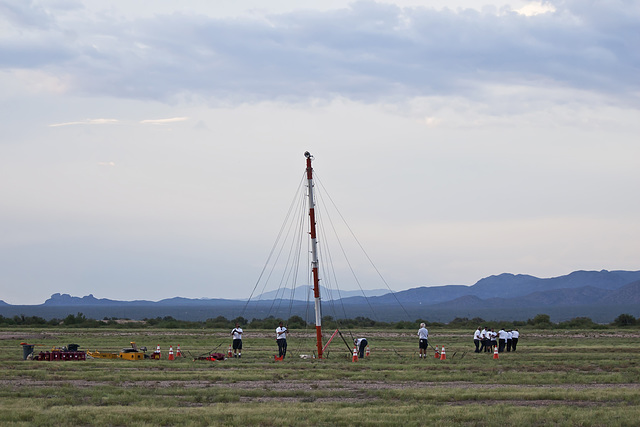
[418,323,429,358]
[479,327,487,353]
[498,328,507,353]
[511,329,519,351]
[506,330,513,352]
[489,329,497,352]
[473,327,481,353]
[231,323,243,358]
[354,338,368,358]
[276,322,288,359]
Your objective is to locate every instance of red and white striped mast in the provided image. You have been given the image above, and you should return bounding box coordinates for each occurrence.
[304,151,324,358]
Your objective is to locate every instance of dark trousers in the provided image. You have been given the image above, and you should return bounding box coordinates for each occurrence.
[512,338,518,351]
[506,339,512,352]
[358,339,368,358]
[479,339,486,352]
[474,339,480,353]
[498,339,506,353]
[277,339,287,358]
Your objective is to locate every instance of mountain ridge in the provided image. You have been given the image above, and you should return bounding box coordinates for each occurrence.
[2,269,639,323]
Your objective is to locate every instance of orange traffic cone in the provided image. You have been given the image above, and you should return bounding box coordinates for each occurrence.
[493,345,499,360]
[434,345,440,359]
[176,344,182,358]
[228,345,233,358]
[168,345,174,361]
[352,346,358,362]
[440,346,446,360]
[365,345,370,357]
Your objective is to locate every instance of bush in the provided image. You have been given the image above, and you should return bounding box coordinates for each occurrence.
[0,315,48,326]
[528,314,552,327]
[557,317,599,329]
[394,321,416,329]
[612,313,636,327]
[287,315,307,329]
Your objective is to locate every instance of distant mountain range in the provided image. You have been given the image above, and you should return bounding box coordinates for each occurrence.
[1,270,639,323]
[252,286,390,301]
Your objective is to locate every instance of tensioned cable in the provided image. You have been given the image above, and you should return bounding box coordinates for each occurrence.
[285,200,307,319]
[315,173,414,321]
[315,205,356,348]
[268,190,307,318]
[241,173,306,318]
[314,203,351,326]
[314,176,380,323]
[252,187,305,317]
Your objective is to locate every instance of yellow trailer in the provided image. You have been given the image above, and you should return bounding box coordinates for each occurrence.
[87,342,146,360]
[86,350,118,359]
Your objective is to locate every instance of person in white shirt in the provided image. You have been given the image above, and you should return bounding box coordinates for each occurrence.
[490,329,497,352]
[418,323,429,358]
[511,329,520,351]
[498,328,507,353]
[231,323,243,358]
[473,327,481,353]
[479,327,488,353]
[276,322,288,359]
[506,330,513,352]
[354,337,368,358]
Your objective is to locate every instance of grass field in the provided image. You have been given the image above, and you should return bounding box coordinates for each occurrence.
[1,327,639,426]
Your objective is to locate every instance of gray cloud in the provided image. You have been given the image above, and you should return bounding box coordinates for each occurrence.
[1,1,638,107]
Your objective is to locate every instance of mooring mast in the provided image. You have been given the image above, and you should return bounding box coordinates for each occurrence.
[304,151,323,358]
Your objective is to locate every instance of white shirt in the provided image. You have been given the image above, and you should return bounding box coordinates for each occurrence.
[418,328,429,340]
[507,331,513,340]
[480,328,487,339]
[474,329,481,340]
[498,329,507,340]
[512,330,519,339]
[355,338,366,346]
[276,326,287,340]
[232,328,243,340]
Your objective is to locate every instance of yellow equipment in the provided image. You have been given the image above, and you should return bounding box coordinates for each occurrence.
[87,342,146,360]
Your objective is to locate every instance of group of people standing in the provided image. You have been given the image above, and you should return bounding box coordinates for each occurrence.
[473,327,519,353]
[229,321,290,359]
[231,322,367,360]
[230,322,520,360]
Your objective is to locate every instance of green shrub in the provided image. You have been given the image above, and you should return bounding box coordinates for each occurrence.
[612,313,636,327]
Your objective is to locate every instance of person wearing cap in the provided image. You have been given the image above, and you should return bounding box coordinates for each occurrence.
[418,323,429,358]
[354,337,368,359]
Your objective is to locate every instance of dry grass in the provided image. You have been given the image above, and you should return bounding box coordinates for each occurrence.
[1,327,639,426]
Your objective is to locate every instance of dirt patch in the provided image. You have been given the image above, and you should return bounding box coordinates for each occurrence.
[3,378,638,392]
[0,333,51,341]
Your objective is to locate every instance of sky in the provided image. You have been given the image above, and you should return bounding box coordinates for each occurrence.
[1,0,639,305]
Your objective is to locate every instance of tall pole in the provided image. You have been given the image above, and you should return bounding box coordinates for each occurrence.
[304,151,323,358]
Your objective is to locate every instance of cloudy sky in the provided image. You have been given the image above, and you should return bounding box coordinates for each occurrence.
[1,0,638,305]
